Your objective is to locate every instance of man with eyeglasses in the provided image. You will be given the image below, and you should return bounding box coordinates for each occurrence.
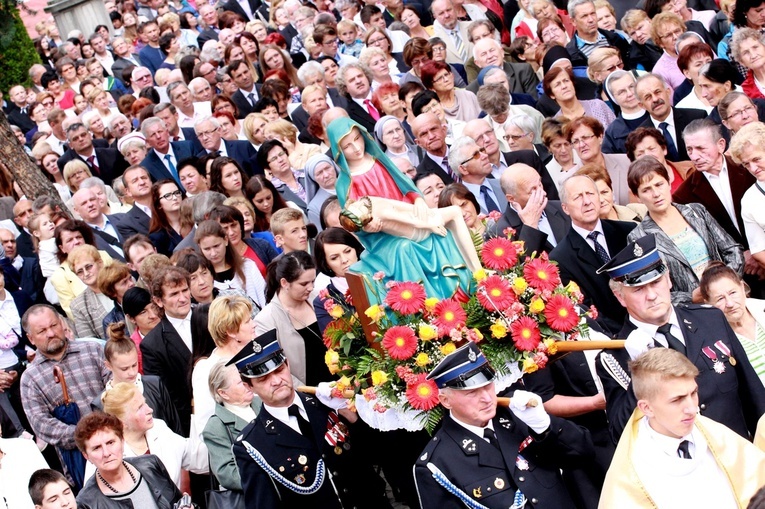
[57,123,129,185]
[602,70,650,154]
[140,117,198,188]
[194,116,260,176]
[130,66,154,97]
[168,81,212,128]
[314,25,357,66]
[111,37,142,80]
[227,59,262,118]
[71,188,126,261]
[449,137,507,214]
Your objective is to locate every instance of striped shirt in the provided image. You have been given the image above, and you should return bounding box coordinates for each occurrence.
[738,323,765,389]
[20,340,110,449]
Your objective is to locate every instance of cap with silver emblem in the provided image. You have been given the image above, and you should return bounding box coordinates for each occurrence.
[426,342,495,390]
[596,234,667,287]
[226,329,286,378]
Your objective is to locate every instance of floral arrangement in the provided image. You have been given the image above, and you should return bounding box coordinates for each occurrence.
[321,232,596,433]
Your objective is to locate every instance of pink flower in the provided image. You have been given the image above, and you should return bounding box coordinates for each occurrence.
[373,271,386,281]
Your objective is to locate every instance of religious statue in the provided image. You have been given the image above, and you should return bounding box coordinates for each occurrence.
[327,117,480,300]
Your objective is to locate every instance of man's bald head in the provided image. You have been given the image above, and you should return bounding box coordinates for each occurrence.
[0,228,17,259]
[72,188,101,222]
[500,163,543,207]
[473,38,503,68]
[322,107,350,130]
[13,200,33,229]
[411,112,442,138]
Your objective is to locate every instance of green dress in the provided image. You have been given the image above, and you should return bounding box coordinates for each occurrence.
[327,117,474,301]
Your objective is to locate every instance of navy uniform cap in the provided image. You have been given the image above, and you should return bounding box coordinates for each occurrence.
[226,329,287,378]
[596,234,667,287]
[426,342,496,390]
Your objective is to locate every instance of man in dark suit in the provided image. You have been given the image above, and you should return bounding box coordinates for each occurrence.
[550,175,636,335]
[635,73,707,162]
[450,137,508,214]
[57,123,129,184]
[196,4,221,45]
[117,166,154,240]
[0,228,46,304]
[336,63,378,133]
[488,163,571,254]
[220,0,262,21]
[72,188,127,262]
[140,117,197,188]
[194,117,261,176]
[413,112,458,183]
[462,119,561,200]
[6,85,36,134]
[153,103,202,151]
[565,0,632,69]
[227,60,262,118]
[466,40,540,98]
[414,342,595,509]
[231,330,391,509]
[141,266,196,436]
[110,37,142,79]
[11,200,35,259]
[595,235,765,443]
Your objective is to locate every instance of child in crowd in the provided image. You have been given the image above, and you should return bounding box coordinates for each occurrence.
[338,20,364,58]
[28,213,59,278]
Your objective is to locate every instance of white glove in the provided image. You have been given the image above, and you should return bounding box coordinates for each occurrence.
[624,328,655,360]
[509,390,550,434]
[316,382,349,410]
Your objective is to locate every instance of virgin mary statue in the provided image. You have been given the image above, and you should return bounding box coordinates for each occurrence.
[327,117,479,300]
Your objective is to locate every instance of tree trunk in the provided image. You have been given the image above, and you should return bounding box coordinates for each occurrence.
[0,109,70,213]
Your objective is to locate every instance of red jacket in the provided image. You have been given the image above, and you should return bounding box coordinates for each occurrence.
[742,70,765,100]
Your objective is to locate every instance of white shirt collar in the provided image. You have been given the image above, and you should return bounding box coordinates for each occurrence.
[640,414,695,459]
[263,392,306,432]
[450,412,496,442]
[571,219,605,243]
[629,308,681,343]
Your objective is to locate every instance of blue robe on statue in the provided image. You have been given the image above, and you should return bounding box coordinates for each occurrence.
[327,117,474,301]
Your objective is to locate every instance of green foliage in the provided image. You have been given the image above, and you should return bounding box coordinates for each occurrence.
[0,8,41,92]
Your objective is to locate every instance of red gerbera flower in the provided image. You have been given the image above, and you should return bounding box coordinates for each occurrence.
[406,374,440,411]
[477,275,516,311]
[481,237,519,271]
[510,316,542,351]
[433,299,467,335]
[382,326,418,360]
[385,281,427,315]
[523,257,561,293]
[544,294,579,332]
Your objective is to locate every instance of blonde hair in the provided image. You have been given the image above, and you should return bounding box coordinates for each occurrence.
[337,19,358,34]
[359,46,387,69]
[730,122,765,165]
[68,244,101,270]
[301,84,325,107]
[224,196,256,222]
[630,348,699,401]
[207,295,253,347]
[264,118,298,145]
[620,9,649,32]
[593,0,614,16]
[242,113,268,145]
[650,12,684,46]
[138,253,172,288]
[586,47,620,83]
[102,382,139,422]
[86,87,107,105]
[270,207,305,235]
[31,141,55,162]
[63,159,92,190]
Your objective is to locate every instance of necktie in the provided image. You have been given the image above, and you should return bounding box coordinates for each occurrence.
[86,155,101,176]
[587,231,610,265]
[659,121,679,161]
[483,428,500,449]
[248,92,256,107]
[288,404,315,442]
[164,154,179,183]
[480,185,500,213]
[677,440,692,459]
[364,99,380,121]
[656,323,686,356]
[451,29,466,62]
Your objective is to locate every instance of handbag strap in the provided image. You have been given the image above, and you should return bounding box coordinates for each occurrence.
[756,182,765,198]
[208,421,237,491]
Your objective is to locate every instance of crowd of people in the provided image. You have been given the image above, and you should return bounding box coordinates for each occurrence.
[7,0,765,505]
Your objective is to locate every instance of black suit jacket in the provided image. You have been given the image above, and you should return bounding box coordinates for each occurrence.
[140,315,194,436]
[140,141,197,188]
[222,139,262,177]
[111,55,141,81]
[502,151,560,201]
[291,88,348,135]
[466,61,539,99]
[534,143,552,166]
[116,204,150,240]
[279,23,298,48]
[414,409,594,509]
[197,28,219,46]
[7,106,36,134]
[672,155,754,248]
[15,230,35,258]
[549,219,636,335]
[487,200,571,254]
[596,305,765,443]
[57,147,129,185]
[90,215,128,263]
[639,107,707,162]
[345,98,377,134]
[230,85,263,119]
[221,0,261,20]
[0,256,46,304]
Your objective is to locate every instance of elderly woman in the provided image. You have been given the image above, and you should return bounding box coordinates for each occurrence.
[304,154,339,229]
[719,92,764,137]
[541,117,580,190]
[627,156,744,304]
[374,115,421,168]
[476,76,545,151]
[173,250,217,305]
[698,59,741,121]
[191,295,254,434]
[202,362,261,491]
[537,16,570,47]
[438,183,487,237]
[625,127,694,193]
[420,60,480,123]
[117,133,148,166]
[360,46,396,89]
[700,262,765,387]
[372,83,408,123]
[399,5,433,39]
[676,42,715,112]
[213,111,247,141]
[74,412,187,508]
[587,47,625,106]
[264,119,322,171]
[543,66,615,128]
[63,159,92,195]
[622,9,663,71]
[86,88,117,122]
[564,116,630,204]
[69,244,114,339]
[97,383,207,488]
[731,122,765,269]
[364,27,409,76]
[650,12,689,90]
[732,28,765,100]
[255,139,307,210]
[575,164,647,222]
[98,262,135,333]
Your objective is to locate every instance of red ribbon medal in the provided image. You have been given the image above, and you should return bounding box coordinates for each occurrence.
[702,346,725,374]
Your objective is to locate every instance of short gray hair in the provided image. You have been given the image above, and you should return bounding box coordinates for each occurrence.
[335,62,373,98]
[681,117,723,143]
[194,115,220,132]
[153,102,176,116]
[141,117,167,137]
[80,176,107,192]
[506,114,537,136]
[32,195,58,213]
[166,80,189,101]
[108,113,130,131]
[208,361,233,404]
[476,83,510,116]
[559,174,596,204]
[567,0,594,17]
[448,136,478,174]
[297,60,325,85]
[193,191,227,223]
[467,19,496,42]
[634,72,667,92]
